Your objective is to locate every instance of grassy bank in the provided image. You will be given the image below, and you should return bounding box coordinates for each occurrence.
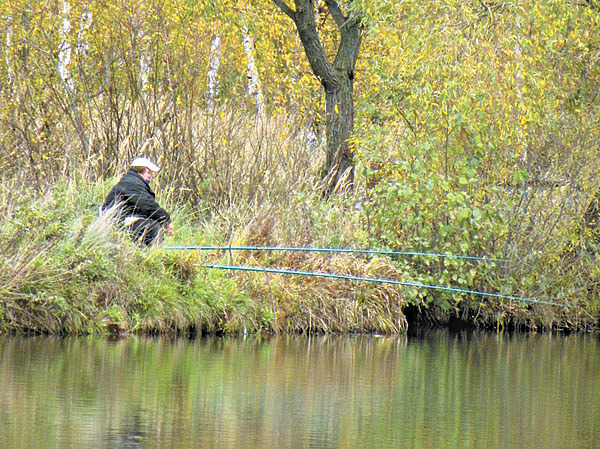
[0,178,253,335]
[0,167,598,336]
[0,175,410,335]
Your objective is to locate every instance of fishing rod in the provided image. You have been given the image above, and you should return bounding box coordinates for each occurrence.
[164,245,508,262]
[203,264,566,308]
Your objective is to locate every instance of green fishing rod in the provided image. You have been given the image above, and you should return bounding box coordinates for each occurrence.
[164,245,508,262]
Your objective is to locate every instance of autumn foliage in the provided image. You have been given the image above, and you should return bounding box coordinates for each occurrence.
[1,1,599,333]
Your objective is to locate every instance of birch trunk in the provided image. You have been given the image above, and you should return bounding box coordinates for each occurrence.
[133,13,151,93]
[58,0,73,90]
[140,49,151,92]
[76,9,92,58]
[241,19,264,115]
[206,27,222,109]
[5,13,14,88]
[56,0,89,155]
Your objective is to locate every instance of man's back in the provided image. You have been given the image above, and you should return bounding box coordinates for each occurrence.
[102,169,170,224]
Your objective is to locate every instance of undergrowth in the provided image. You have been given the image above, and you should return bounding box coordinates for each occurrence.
[1,105,599,335]
[0,178,259,335]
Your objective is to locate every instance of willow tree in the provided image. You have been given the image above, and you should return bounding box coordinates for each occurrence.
[271,0,362,192]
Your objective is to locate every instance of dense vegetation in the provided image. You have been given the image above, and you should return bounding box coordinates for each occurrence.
[1,0,599,334]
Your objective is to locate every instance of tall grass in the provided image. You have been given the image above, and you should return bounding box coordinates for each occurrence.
[1,102,598,335]
[0,104,409,335]
[0,177,253,335]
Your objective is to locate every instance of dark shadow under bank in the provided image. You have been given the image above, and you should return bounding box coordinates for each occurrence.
[402,302,599,334]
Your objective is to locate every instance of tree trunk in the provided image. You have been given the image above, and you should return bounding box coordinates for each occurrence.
[75,8,92,59]
[206,26,222,109]
[5,13,14,89]
[272,0,362,193]
[324,69,355,188]
[58,0,73,89]
[132,12,151,93]
[241,17,265,115]
[56,0,89,156]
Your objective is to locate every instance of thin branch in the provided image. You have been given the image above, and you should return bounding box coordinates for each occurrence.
[286,0,338,86]
[340,12,362,32]
[479,0,492,17]
[324,0,345,27]
[272,0,296,21]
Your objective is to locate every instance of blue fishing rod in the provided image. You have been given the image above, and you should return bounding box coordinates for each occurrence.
[203,264,567,308]
[164,245,508,262]
[163,245,564,307]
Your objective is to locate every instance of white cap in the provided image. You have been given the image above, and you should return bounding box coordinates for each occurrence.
[130,156,160,172]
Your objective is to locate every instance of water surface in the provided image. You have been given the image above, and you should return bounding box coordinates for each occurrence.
[1,331,598,448]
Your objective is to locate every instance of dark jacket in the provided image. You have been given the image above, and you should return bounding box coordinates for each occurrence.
[102,170,171,224]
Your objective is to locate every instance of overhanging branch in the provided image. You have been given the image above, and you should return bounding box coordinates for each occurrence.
[272,0,296,20]
[324,0,345,27]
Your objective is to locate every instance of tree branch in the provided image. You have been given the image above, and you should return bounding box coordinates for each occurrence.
[324,0,345,27]
[288,0,339,88]
[272,0,296,21]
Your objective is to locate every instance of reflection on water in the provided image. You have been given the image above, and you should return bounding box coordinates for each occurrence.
[0,331,598,449]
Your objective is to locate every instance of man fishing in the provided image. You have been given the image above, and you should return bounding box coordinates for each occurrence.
[102,156,173,247]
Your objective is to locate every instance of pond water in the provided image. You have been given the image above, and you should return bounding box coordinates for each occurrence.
[0,331,598,449]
